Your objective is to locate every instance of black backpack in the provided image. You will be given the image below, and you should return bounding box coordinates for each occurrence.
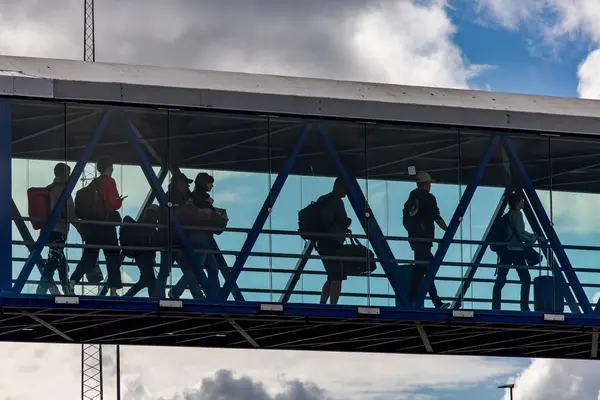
[489,214,509,253]
[74,178,107,220]
[119,216,138,258]
[402,193,422,235]
[298,196,334,241]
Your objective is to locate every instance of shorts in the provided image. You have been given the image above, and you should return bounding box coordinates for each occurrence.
[317,240,347,281]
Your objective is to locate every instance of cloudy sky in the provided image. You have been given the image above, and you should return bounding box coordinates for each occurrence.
[3,0,600,399]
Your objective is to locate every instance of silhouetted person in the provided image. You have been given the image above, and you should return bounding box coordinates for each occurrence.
[170,172,220,298]
[492,191,539,311]
[317,178,351,305]
[70,157,124,296]
[403,171,450,309]
[37,163,81,295]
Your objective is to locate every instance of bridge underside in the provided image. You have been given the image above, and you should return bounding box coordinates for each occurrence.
[1,300,598,360]
[3,97,600,360]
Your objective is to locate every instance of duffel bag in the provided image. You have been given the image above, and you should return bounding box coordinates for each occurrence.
[340,237,377,276]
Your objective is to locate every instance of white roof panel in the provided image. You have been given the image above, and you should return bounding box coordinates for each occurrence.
[0,55,599,136]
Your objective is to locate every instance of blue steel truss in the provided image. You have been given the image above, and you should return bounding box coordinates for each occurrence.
[3,100,598,319]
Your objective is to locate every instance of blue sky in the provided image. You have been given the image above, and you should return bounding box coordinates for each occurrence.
[5,0,600,399]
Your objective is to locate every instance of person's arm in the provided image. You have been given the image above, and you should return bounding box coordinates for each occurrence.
[66,196,82,233]
[329,197,351,229]
[431,194,447,231]
[511,211,537,243]
[100,178,123,211]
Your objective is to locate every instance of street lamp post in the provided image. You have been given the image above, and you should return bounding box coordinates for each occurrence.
[498,383,515,400]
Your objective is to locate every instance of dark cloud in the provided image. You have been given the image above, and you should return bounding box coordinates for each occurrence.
[123,369,334,400]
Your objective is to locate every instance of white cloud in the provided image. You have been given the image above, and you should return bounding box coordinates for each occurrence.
[506,359,600,400]
[0,343,519,400]
[578,49,600,99]
[474,0,600,97]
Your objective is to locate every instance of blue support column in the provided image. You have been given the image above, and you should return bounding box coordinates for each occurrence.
[13,110,113,293]
[0,99,12,292]
[318,124,410,308]
[121,117,216,300]
[452,190,508,310]
[279,240,316,303]
[219,124,311,301]
[521,193,580,314]
[503,136,592,314]
[12,200,60,294]
[135,167,168,220]
[415,135,500,308]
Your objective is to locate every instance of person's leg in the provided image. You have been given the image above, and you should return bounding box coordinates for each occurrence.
[154,250,170,297]
[172,249,205,299]
[70,230,100,290]
[52,233,72,295]
[37,232,62,295]
[204,254,220,293]
[409,245,428,305]
[319,241,345,305]
[102,226,122,296]
[138,252,157,298]
[320,280,331,304]
[492,254,511,310]
[422,249,449,309]
[514,255,531,311]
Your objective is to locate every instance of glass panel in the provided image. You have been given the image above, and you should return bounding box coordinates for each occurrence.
[168,110,269,302]
[488,132,549,312]
[457,130,505,311]
[119,107,168,299]
[368,123,460,309]
[549,135,600,314]
[11,100,68,296]
[267,118,311,304]
[291,120,367,306]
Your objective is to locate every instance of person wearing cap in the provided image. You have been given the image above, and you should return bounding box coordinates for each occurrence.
[403,171,450,309]
[154,171,204,299]
[169,172,220,298]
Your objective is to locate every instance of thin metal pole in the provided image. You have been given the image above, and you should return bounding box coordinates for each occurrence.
[116,345,121,400]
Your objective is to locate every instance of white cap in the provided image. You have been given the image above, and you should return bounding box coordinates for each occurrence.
[416,171,434,184]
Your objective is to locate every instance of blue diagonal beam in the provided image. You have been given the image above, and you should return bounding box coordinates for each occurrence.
[452,190,508,310]
[211,238,245,302]
[13,110,114,293]
[121,116,216,300]
[318,124,410,308]
[0,100,11,292]
[503,136,592,313]
[219,124,311,301]
[414,135,501,308]
[279,240,316,303]
[521,192,580,314]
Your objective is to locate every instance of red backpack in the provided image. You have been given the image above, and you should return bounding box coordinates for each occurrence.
[27,184,58,230]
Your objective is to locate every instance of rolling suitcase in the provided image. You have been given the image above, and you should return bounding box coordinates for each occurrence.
[533,247,564,313]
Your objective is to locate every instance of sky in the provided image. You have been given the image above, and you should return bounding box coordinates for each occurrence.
[3,0,600,399]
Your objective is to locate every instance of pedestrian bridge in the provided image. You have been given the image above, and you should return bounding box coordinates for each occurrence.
[1,55,600,360]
